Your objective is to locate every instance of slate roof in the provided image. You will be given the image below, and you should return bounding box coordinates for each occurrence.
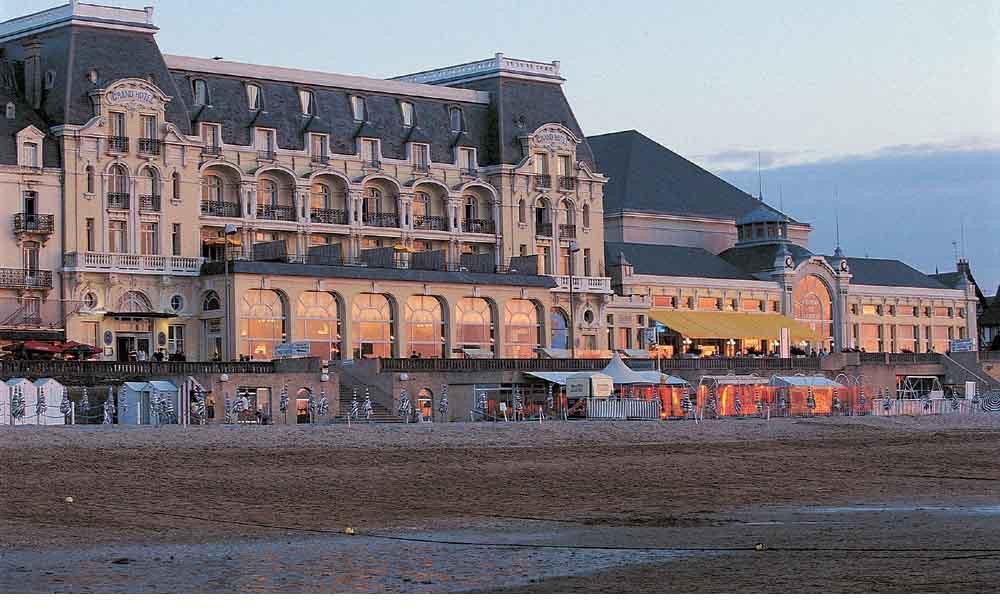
[606,242,757,281]
[718,242,814,276]
[0,60,59,166]
[842,258,949,289]
[587,130,800,223]
[927,271,965,289]
[738,203,791,225]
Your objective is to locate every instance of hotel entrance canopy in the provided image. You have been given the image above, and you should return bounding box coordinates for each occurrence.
[649,310,822,342]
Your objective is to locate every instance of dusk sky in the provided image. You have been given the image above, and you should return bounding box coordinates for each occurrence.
[4,0,998,290]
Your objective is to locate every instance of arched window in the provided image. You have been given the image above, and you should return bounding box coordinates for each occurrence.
[202,175,223,202]
[449,107,463,132]
[518,199,526,224]
[296,388,311,424]
[110,164,129,195]
[564,200,576,226]
[295,291,341,361]
[142,167,159,197]
[86,165,95,193]
[257,178,278,208]
[536,197,551,225]
[119,290,152,313]
[582,203,591,228]
[405,296,445,358]
[362,187,382,218]
[503,299,541,358]
[413,192,429,218]
[550,308,569,350]
[171,171,181,199]
[464,195,478,221]
[793,275,833,347]
[192,79,208,106]
[456,297,494,353]
[353,293,394,358]
[311,183,330,210]
[202,290,221,312]
[417,388,433,419]
[240,289,286,360]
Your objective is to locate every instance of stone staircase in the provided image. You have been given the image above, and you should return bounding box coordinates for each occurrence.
[330,360,403,424]
[333,382,403,424]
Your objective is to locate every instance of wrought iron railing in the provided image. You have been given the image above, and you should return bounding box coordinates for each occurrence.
[559,224,577,239]
[138,138,162,155]
[256,205,296,221]
[107,136,129,153]
[310,208,348,225]
[379,356,822,372]
[363,159,382,170]
[202,145,223,157]
[534,174,552,189]
[138,194,161,212]
[559,176,577,190]
[12,213,54,235]
[107,192,130,210]
[536,222,553,237]
[257,149,276,161]
[201,200,241,217]
[413,215,448,231]
[311,154,330,164]
[364,212,399,228]
[0,268,52,290]
[413,162,430,174]
[462,218,495,234]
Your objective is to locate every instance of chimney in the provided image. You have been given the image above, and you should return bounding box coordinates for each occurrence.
[957,258,970,277]
[22,37,42,110]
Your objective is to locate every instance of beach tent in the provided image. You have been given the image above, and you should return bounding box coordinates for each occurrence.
[698,374,771,417]
[770,375,843,416]
[32,378,66,425]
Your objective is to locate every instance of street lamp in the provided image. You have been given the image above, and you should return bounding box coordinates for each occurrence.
[568,240,581,358]
[223,223,238,361]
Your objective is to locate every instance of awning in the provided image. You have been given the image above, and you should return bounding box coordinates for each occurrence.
[771,375,843,388]
[525,370,688,386]
[650,310,824,342]
[104,311,177,319]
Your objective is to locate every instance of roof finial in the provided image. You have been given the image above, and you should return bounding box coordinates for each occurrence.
[833,187,843,258]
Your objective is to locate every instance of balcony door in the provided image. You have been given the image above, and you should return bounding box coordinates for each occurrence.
[22,241,39,282]
[23,190,37,216]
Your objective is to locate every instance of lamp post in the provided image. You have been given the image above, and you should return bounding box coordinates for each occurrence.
[568,240,581,358]
[223,223,238,361]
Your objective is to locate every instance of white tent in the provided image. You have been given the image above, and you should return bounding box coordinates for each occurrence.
[31,378,66,426]
[5,378,37,426]
[770,375,843,388]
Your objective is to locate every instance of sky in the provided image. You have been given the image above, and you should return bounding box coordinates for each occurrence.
[3,0,998,290]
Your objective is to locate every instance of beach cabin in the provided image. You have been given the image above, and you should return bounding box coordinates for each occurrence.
[118,381,179,425]
[31,379,66,425]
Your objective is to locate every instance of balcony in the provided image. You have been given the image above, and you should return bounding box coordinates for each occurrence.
[558,176,577,190]
[536,222,553,237]
[363,212,399,228]
[138,138,162,156]
[461,167,479,178]
[462,218,496,234]
[256,205,296,221]
[363,159,382,171]
[201,200,241,218]
[559,224,577,239]
[0,268,53,290]
[311,154,330,165]
[552,275,613,294]
[138,195,161,212]
[310,208,348,225]
[202,145,223,157]
[413,162,430,174]
[413,215,448,231]
[13,213,54,236]
[107,192,130,210]
[63,252,205,276]
[107,136,129,154]
[257,149,276,162]
[534,174,552,190]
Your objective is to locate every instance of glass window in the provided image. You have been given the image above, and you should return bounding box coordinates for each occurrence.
[793,275,834,344]
[352,293,393,358]
[361,139,378,161]
[550,308,569,350]
[86,166,95,193]
[698,297,720,311]
[351,96,366,122]
[140,222,159,255]
[141,115,157,140]
[460,148,476,170]
[583,248,592,276]
[168,324,185,356]
[110,164,130,195]
[171,223,181,256]
[311,183,330,209]
[534,153,549,174]
[255,129,275,154]
[295,291,341,360]
[503,299,540,358]
[22,240,39,272]
[310,134,328,158]
[172,172,181,199]
[582,203,590,228]
[108,220,128,253]
[110,111,126,137]
[192,79,208,105]
[449,107,463,132]
[518,199,527,224]
[412,143,429,168]
[413,192,429,218]
[299,90,314,115]
[82,321,99,347]
[23,142,38,167]
[203,291,221,311]
[257,178,278,207]
[405,296,445,358]
[203,175,223,202]
[201,123,221,148]
[400,101,414,127]
[240,289,286,360]
[558,155,572,175]
[246,83,261,110]
[85,218,95,251]
[456,297,494,353]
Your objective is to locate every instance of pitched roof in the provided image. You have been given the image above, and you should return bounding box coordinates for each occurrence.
[927,271,964,289]
[718,242,814,276]
[606,242,757,281]
[588,130,799,222]
[840,258,948,289]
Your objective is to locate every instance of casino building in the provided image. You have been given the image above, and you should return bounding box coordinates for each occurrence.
[0,2,982,364]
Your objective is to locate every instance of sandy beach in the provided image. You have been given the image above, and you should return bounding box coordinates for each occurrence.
[2,415,999,592]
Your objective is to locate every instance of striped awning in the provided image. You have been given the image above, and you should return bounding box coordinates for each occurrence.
[650,310,824,342]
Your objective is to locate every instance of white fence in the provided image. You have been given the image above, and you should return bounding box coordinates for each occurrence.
[586,398,661,420]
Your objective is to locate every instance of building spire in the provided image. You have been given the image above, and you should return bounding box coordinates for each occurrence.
[833,188,843,258]
[756,152,763,201]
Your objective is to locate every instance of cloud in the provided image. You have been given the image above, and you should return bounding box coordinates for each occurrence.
[693,148,813,172]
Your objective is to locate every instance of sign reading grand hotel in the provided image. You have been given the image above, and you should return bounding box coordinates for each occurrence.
[531,124,580,152]
[107,87,156,106]
[97,79,170,112]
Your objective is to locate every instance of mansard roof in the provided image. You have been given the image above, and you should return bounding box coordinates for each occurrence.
[0,61,59,166]
[588,130,800,224]
[843,258,949,289]
[607,242,757,281]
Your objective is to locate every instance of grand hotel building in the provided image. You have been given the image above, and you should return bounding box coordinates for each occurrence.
[0,2,980,363]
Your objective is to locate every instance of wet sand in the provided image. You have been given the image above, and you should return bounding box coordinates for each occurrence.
[1,415,999,592]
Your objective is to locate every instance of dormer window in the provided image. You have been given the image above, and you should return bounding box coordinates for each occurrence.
[192,79,209,106]
[351,96,366,122]
[449,107,464,132]
[299,90,315,115]
[22,142,39,168]
[400,101,414,127]
[246,83,262,110]
[4,102,13,120]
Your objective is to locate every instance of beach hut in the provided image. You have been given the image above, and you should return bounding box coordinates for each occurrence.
[118,381,179,425]
[770,375,843,416]
[0,380,7,425]
[6,378,38,426]
[32,378,66,425]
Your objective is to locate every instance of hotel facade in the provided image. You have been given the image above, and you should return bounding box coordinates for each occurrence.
[0,2,981,365]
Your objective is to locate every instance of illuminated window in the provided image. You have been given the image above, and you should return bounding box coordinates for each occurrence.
[456,297,494,353]
[698,297,721,311]
[203,175,223,201]
[503,299,540,358]
[793,275,834,342]
[404,296,445,358]
[311,183,330,209]
[353,293,393,358]
[240,289,286,360]
[257,178,278,208]
[295,291,341,361]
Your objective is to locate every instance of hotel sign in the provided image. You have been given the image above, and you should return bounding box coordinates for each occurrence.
[531,125,579,152]
[107,87,156,107]
[97,79,169,112]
